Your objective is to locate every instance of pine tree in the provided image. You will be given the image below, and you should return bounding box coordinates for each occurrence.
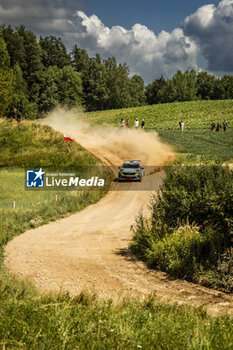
[16,26,44,104]
[146,76,167,104]
[197,71,216,100]
[130,75,146,106]
[70,45,90,73]
[83,55,108,111]
[1,25,26,68]
[0,37,13,116]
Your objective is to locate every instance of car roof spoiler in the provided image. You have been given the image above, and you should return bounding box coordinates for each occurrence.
[125,160,141,162]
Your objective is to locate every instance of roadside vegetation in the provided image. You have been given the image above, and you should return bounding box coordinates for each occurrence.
[131,165,233,292]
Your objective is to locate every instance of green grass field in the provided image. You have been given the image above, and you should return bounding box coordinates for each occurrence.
[0,168,104,250]
[84,99,233,164]
[0,120,108,249]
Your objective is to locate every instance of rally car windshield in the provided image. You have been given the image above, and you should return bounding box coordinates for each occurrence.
[122,164,140,169]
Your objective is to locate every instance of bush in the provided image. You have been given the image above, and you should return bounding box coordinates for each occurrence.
[146,225,207,278]
[151,165,233,250]
[197,249,233,292]
[131,165,233,291]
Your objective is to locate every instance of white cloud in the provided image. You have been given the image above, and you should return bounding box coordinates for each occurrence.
[183,0,233,72]
[68,11,199,81]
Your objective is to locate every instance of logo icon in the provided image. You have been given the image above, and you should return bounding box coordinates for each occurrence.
[26,169,44,188]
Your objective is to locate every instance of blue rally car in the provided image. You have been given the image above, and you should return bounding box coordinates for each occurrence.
[118,160,144,182]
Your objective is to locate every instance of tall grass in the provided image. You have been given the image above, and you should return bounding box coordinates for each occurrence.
[0,119,99,169]
[1,275,233,349]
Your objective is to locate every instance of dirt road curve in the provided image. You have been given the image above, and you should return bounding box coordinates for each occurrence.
[4,114,233,315]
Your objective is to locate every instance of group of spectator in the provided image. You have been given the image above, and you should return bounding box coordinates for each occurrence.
[120,117,230,134]
[211,120,228,132]
[178,119,229,134]
[120,118,145,129]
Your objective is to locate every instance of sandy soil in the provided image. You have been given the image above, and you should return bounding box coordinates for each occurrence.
[4,111,233,315]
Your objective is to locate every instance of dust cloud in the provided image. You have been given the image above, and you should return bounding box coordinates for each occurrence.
[44,108,175,166]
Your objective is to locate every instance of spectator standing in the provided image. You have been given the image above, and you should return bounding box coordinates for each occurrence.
[120,118,125,127]
[134,118,139,128]
[16,111,21,123]
[180,120,184,134]
[216,122,221,132]
[211,121,215,131]
[12,108,17,121]
[125,119,130,127]
[141,119,145,129]
[223,120,228,132]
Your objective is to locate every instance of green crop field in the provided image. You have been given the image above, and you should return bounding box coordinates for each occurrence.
[85,100,233,130]
[84,100,233,164]
[157,129,233,163]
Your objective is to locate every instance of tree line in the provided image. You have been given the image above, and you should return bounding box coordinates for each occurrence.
[146,71,233,105]
[0,25,233,119]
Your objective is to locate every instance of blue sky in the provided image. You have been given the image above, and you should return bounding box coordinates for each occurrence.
[87,0,220,33]
[0,0,232,82]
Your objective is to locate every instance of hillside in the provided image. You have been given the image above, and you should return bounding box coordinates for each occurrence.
[0,119,99,168]
[85,100,233,129]
[85,100,233,163]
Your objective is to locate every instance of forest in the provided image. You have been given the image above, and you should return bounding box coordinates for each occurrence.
[1,25,233,118]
